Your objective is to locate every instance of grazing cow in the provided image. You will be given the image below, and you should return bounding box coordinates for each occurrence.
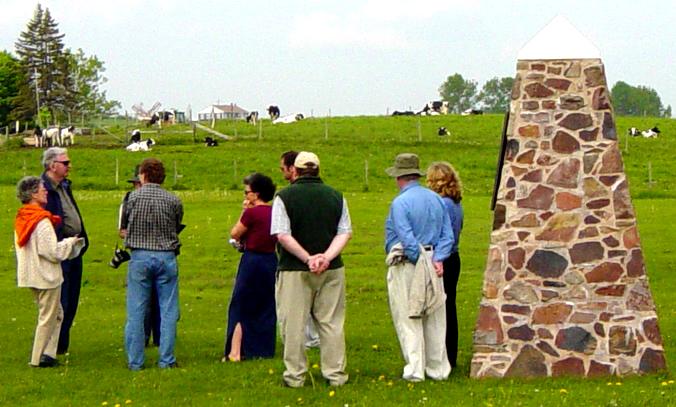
[461,108,484,116]
[204,137,219,147]
[267,105,280,121]
[273,113,304,124]
[126,138,155,152]
[437,127,450,136]
[246,111,259,125]
[641,126,661,138]
[392,111,416,116]
[33,126,44,148]
[130,129,142,143]
[60,126,76,146]
[44,127,60,147]
[418,101,449,115]
[147,113,159,127]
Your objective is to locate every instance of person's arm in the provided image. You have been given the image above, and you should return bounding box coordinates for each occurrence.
[433,210,454,263]
[35,219,77,262]
[231,208,250,241]
[277,233,312,265]
[390,200,420,262]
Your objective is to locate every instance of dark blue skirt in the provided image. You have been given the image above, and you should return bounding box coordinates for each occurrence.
[224,251,277,359]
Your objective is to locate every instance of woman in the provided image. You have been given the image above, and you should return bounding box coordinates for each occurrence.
[223,173,278,361]
[426,162,464,369]
[14,176,84,368]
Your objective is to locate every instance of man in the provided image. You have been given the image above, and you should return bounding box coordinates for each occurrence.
[41,147,89,355]
[279,150,320,349]
[384,153,454,382]
[121,158,183,370]
[271,151,351,388]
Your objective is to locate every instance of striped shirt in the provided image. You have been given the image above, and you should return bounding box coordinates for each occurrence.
[122,183,183,251]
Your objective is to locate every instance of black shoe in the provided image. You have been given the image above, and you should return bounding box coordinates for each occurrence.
[163,362,179,369]
[39,355,59,367]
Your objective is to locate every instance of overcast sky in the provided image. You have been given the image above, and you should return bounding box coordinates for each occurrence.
[1,0,674,117]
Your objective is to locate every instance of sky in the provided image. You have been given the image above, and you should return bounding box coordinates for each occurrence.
[0,0,674,118]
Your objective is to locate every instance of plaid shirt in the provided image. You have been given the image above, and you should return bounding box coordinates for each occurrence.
[122,183,183,251]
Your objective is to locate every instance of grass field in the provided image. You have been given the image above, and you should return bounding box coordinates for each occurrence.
[0,114,674,406]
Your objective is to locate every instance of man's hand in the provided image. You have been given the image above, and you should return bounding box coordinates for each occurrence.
[308,254,330,274]
[119,229,128,239]
[433,261,444,277]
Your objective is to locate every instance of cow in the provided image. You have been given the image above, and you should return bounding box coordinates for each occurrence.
[44,127,60,147]
[437,127,450,136]
[418,101,449,115]
[246,111,259,125]
[628,127,641,137]
[461,108,484,116]
[147,113,159,127]
[267,105,280,121]
[273,113,304,124]
[130,129,142,143]
[641,126,661,138]
[33,126,44,148]
[392,111,416,116]
[126,138,155,152]
[60,126,76,146]
[204,137,219,147]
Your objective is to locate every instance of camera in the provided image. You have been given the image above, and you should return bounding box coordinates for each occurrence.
[109,247,131,268]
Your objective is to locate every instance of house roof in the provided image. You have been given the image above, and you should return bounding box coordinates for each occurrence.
[197,104,249,115]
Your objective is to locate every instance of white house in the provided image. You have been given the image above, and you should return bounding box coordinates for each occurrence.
[197,104,249,121]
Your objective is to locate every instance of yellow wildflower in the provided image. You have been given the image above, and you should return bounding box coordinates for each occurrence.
[329,391,336,397]
[559,389,568,394]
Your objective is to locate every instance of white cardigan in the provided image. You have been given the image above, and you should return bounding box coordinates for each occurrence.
[15,218,84,289]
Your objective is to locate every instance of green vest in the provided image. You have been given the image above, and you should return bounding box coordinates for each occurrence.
[277,176,344,271]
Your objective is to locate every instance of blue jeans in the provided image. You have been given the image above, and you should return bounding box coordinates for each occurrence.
[125,250,179,369]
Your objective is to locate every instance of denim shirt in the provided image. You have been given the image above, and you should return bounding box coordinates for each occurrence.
[442,196,463,254]
[385,181,454,263]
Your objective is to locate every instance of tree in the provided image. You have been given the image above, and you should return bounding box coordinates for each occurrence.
[63,48,120,119]
[476,76,514,113]
[438,73,477,114]
[610,81,667,117]
[0,51,25,126]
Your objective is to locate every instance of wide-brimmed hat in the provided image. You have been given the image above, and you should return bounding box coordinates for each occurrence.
[127,165,141,183]
[386,153,425,177]
[295,151,320,169]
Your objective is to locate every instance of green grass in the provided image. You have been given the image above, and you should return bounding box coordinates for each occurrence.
[0,114,674,406]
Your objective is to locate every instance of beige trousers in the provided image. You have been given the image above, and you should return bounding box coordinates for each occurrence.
[276,268,347,387]
[387,262,451,381]
[30,287,63,366]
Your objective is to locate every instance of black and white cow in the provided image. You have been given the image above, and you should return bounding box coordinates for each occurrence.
[628,127,641,137]
[33,126,44,148]
[392,111,415,116]
[267,105,280,121]
[642,126,661,138]
[59,126,76,146]
[273,113,304,124]
[246,111,259,125]
[204,137,219,147]
[461,108,484,116]
[437,127,450,136]
[418,101,449,115]
[130,129,142,143]
[126,138,155,152]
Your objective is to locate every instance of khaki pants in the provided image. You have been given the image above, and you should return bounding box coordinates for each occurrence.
[387,262,450,381]
[276,268,347,387]
[30,287,63,366]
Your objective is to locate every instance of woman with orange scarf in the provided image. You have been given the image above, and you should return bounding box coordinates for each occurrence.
[14,176,84,368]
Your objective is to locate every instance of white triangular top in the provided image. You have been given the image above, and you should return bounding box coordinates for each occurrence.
[517,15,601,60]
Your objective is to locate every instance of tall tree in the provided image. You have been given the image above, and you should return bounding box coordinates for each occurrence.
[63,48,120,119]
[0,51,26,126]
[611,81,666,117]
[15,3,67,123]
[476,76,514,113]
[438,73,477,114]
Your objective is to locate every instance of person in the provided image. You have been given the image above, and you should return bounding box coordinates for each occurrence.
[384,153,454,382]
[118,165,161,348]
[426,162,464,369]
[279,150,320,349]
[223,173,278,362]
[41,147,89,355]
[271,151,352,388]
[14,176,84,367]
[121,158,184,370]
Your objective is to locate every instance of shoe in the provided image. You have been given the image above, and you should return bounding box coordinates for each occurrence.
[160,362,179,369]
[38,355,59,368]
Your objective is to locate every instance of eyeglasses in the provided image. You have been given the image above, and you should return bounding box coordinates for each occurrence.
[55,160,71,166]
[244,189,254,195]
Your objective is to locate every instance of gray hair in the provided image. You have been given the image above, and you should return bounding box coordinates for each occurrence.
[16,176,42,204]
[42,147,68,169]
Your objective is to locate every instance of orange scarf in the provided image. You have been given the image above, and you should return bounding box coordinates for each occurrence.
[14,204,61,248]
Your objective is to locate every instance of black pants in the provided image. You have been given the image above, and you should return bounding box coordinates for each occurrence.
[442,252,461,368]
[58,256,83,354]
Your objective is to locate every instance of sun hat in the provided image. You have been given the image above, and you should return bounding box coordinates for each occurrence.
[385,153,426,177]
[294,151,320,169]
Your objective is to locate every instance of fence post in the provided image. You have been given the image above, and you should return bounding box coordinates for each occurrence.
[417,119,422,142]
[258,121,262,140]
[324,119,329,141]
[115,157,119,186]
[648,161,654,187]
[364,159,369,190]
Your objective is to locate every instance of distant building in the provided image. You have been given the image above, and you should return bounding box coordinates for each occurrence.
[197,104,249,121]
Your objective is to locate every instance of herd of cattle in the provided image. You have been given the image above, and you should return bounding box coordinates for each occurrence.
[392,101,484,117]
[245,106,305,125]
[628,126,661,138]
[32,125,77,147]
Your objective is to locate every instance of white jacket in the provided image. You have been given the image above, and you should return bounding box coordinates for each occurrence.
[15,218,84,289]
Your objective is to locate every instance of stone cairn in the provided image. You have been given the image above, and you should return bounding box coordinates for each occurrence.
[470,58,667,378]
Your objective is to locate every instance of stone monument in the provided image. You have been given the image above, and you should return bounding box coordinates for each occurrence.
[470,16,666,378]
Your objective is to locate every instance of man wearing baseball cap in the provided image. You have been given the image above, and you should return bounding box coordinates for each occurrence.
[384,153,454,382]
[271,151,352,388]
